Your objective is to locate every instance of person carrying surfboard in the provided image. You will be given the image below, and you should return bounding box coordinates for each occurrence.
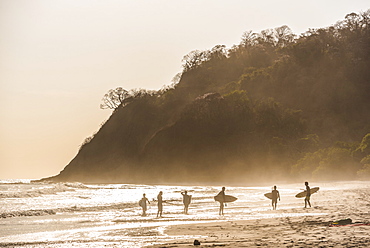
[271,186,280,210]
[181,191,191,214]
[157,191,163,217]
[216,187,226,215]
[304,181,311,208]
[139,193,150,216]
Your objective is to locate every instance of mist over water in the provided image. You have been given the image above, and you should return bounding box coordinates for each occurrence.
[1,180,368,247]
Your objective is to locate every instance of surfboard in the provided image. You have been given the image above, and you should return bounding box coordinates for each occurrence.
[183,195,192,205]
[264,192,273,200]
[295,187,319,198]
[138,199,144,207]
[214,194,237,203]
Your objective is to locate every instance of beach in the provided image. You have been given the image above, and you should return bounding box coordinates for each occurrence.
[148,212,370,247]
[147,182,370,247]
[0,181,369,247]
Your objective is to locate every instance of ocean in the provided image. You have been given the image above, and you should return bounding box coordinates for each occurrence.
[1,179,369,247]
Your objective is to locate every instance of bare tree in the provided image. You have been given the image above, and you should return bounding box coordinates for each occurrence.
[240,30,257,47]
[275,25,295,47]
[181,50,210,72]
[100,87,158,110]
[258,29,275,45]
[100,87,129,109]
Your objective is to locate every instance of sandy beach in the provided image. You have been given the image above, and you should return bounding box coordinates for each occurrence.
[1,181,369,247]
[147,183,370,248]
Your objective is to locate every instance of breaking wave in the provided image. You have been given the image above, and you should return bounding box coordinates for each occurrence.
[59,202,137,213]
[0,179,32,184]
[0,209,56,218]
[0,202,136,219]
[0,183,87,198]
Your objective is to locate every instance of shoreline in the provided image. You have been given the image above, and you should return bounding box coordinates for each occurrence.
[145,183,370,248]
[1,181,369,247]
[146,212,370,247]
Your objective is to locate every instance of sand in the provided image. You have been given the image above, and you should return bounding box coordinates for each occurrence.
[146,185,370,248]
[147,216,370,247]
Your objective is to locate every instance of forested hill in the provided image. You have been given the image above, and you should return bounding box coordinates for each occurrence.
[43,11,370,185]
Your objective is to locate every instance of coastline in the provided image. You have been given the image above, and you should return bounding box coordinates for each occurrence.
[146,213,370,247]
[1,181,369,247]
[145,184,370,248]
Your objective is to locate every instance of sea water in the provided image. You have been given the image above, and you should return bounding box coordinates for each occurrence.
[0,179,369,247]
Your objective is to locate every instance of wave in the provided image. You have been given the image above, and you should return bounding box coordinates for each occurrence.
[0,202,137,219]
[0,209,56,218]
[82,184,155,190]
[113,216,219,224]
[0,183,84,198]
[0,179,32,184]
[63,182,89,189]
[59,202,137,213]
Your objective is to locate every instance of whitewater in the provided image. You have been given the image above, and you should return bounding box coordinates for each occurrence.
[0,179,369,247]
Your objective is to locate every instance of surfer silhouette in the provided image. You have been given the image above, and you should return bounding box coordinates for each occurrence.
[216,187,226,215]
[304,181,311,208]
[157,191,163,217]
[181,191,191,214]
[271,186,280,210]
[139,193,150,216]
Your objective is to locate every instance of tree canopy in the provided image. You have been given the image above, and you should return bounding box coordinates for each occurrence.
[48,10,370,184]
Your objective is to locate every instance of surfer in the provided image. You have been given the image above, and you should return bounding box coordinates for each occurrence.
[216,187,226,215]
[271,186,280,210]
[304,181,311,208]
[140,193,150,216]
[157,191,163,217]
[181,191,191,214]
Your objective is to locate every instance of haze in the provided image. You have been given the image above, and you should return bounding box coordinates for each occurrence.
[1,0,368,179]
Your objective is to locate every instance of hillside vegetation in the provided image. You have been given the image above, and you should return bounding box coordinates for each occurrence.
[45,11,370,185]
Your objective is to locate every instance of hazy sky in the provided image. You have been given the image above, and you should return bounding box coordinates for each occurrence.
[1,0,368,179]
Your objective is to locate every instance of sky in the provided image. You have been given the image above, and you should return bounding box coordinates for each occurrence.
[1,0,369,179]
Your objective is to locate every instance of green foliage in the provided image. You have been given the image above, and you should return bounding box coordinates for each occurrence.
[357,164,370,179]
[352,133,370,160]
[357,133,370,153]
[357,154,370,179]
[54,10,370,184]
[360,155,370,165]
[292,133,370,181]
[291,150,324,180]
[292,147,359,181]
[295,134,320,153]
[312,148,359,181]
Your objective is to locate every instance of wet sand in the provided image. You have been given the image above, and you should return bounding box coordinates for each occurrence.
[147,216,369,247]
[146,185,370,247]
[1,181,369,247]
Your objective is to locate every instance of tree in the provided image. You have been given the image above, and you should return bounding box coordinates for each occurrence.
[100,87,129,109]
[100,87,157,110]
[181,50,210,72]
[275,25,295,48]
[240,30,257,47]
[258,29,275,45]
[209,45,227,61]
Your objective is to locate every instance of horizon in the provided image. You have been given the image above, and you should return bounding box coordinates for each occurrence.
[1,0,369,179]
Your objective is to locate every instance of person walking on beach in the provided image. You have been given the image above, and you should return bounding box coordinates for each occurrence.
[304,181,311,208]
[216,187,226,215]
[271,186,280,210]
[157,191,163,217]
[181,191,191,214]
[139,193,150,216]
